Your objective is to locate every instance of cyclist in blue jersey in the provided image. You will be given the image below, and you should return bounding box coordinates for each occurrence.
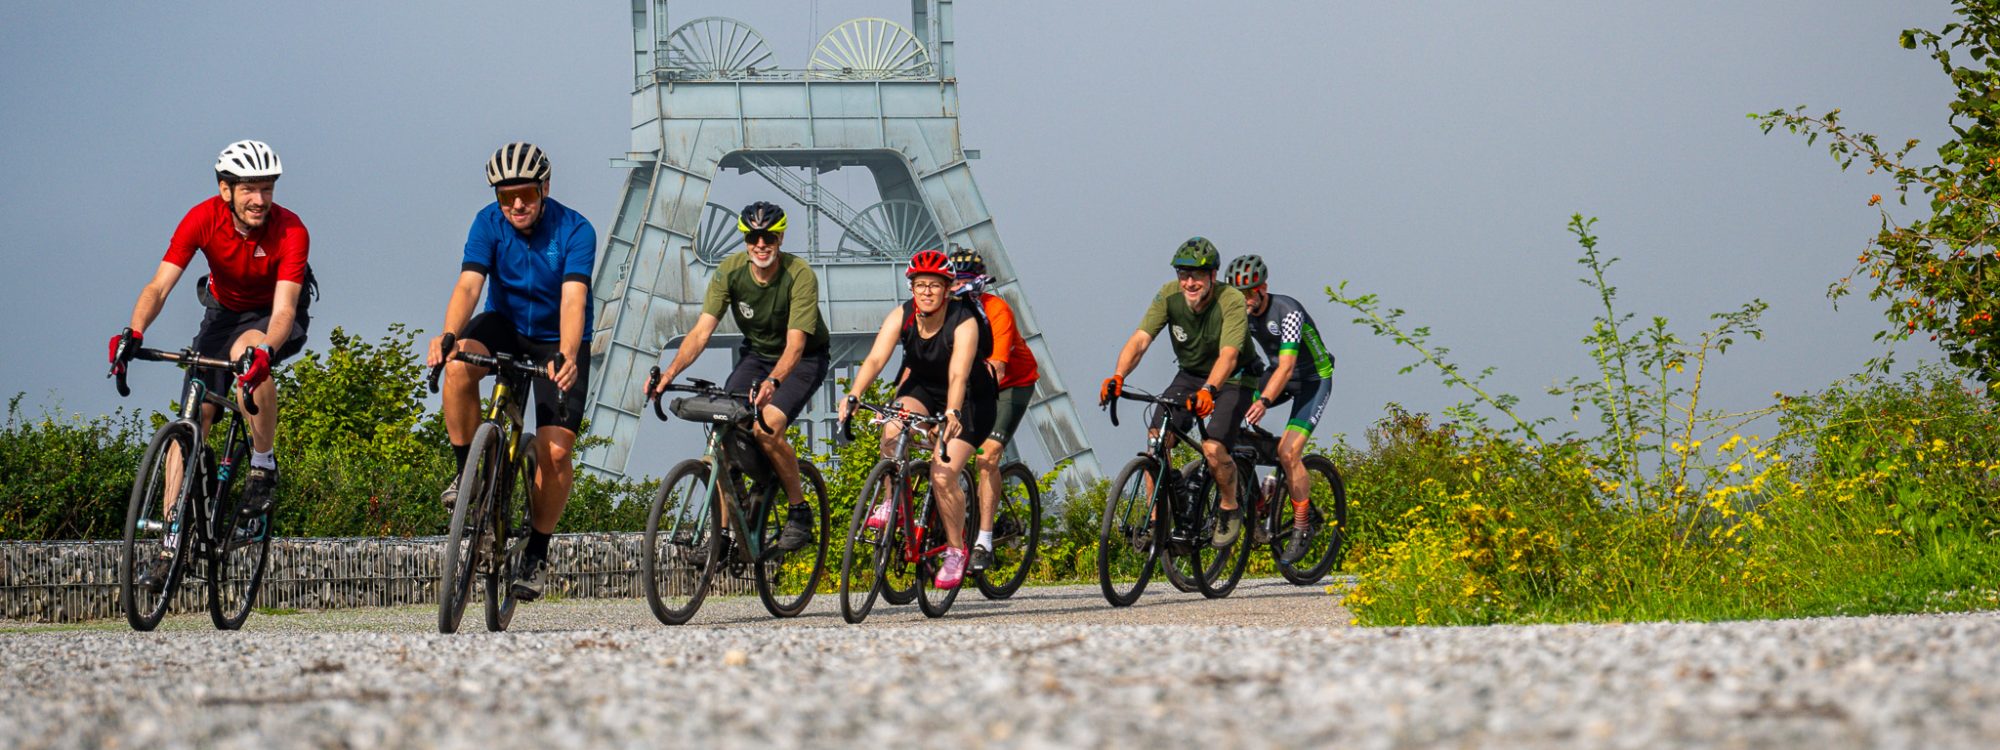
[1224,255,1336,564]
[426,142,597,601]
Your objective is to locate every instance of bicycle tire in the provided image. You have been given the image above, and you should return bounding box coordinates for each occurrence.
[975,462,1041,600]
[756,462,829,618]
[644,458,722,625]
[840,460,898,624]
[1193,458,1254,599]
[1277,455,1348,585]
[438,423,499,634]
[485,431,533,632]
[1097,456,1160,607]
[914,461,965,618]
[208,436,270,631]
[122,422,199,632]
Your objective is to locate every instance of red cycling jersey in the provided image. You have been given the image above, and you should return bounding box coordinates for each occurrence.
[977,292,1039,390]
[162,196,309,312]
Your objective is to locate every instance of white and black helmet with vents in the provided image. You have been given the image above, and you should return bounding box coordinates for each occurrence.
[485,142,551,186]
[215,140,282,182]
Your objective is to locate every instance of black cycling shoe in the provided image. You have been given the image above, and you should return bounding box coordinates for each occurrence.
[439,485,458,511]
[1281,524,1312,565]
[776,503,815,552]
[134,556,173,594]
[969,545,994,572]
[239,465,279,518]
[1210,506,1245,549]
[511,556,548,602]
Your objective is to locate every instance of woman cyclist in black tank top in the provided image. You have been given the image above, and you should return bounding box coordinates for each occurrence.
[836,251,994,590]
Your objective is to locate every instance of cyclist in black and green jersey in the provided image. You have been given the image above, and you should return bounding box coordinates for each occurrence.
[1100,237,1265,548]
[648,201,831,551]
[1224,255,1336,564]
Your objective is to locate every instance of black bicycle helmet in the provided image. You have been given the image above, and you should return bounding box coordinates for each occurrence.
[738,201,788,233]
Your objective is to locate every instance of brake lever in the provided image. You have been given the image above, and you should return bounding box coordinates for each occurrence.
[426,333,455,394]
[647,366,671,421]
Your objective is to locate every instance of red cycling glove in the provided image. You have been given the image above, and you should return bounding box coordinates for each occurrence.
[237,346,273,389]
[107,329,141,374]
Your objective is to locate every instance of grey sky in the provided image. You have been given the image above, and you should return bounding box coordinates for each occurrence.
[0,2,1957,477]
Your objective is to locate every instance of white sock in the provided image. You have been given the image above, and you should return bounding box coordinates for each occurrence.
[975,530,993,550]
[250,450,276,470]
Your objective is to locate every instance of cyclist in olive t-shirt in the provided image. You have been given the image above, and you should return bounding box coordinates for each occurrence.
[1100,236,1264,548]
[649,201,832,551]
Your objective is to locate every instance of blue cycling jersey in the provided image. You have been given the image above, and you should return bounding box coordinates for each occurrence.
[461,197,597,342]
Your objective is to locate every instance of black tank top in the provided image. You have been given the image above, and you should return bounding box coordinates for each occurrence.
[897,298,997,393]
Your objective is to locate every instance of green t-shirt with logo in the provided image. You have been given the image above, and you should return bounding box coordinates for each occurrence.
[1136,281,1262,387]
[701,252,832,359]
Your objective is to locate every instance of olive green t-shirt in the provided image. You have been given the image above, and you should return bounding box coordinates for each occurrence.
[701,252,832,359]
[1136,281,1263,387]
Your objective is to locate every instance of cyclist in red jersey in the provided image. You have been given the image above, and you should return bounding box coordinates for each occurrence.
[947,248,1040,573]
[108,140,311,592]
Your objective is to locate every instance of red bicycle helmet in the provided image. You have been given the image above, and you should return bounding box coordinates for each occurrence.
[906,249,953,280]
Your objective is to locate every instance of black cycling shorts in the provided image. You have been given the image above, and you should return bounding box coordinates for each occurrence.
[1268,378,1332,436]
[458,312,589,433]
[186,279,311,398]
[895,378,997,449]
[725,349,831,426]
[1160,369,1254,447]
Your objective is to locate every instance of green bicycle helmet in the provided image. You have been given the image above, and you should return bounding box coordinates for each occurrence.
[1171,236,1220,270]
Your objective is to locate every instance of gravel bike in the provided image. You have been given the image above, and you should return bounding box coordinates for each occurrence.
[641,368,830,625]
[1096,386,1252,606]
[835,401,975,622]
[427,338,553,634]
[1228,424,1348,585]
[110,346,273,632]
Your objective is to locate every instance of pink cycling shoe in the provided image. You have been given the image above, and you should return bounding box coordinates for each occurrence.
[933,547,967,589]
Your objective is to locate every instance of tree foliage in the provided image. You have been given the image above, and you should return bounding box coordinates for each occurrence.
[1757,0,2000,392]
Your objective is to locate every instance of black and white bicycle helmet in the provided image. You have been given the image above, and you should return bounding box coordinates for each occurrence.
[1224,255,1269,290]
[215,140,282,182]
[485,142,551,186]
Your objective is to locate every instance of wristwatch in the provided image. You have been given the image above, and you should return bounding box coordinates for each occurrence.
[1201,384,1219,396]
[1254,395,1272,408]
[763,376,782,388]
[946,408,964,421]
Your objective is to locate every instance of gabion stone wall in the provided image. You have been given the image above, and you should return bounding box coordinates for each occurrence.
[0,533,749,624]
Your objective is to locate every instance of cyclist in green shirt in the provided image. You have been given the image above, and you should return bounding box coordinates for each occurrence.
[1100,237,1264,548]
[649,201,832,551]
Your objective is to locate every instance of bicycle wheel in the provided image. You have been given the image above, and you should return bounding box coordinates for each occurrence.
[755,462,829,618]
[840,460,900,623]
[644,458,722,625]
[914,461,967,618]
[438,423,499,634]
[1193,458,1254,599]
[975,462,1041,600]
[1277,455,1348,585]
[879,463,921,606]
[1097,456,1159,607]
[208,438,270,631]
[122,422,199,632]
[485,431,534,632]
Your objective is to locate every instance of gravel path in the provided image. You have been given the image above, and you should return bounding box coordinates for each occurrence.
[3,579,1997,749]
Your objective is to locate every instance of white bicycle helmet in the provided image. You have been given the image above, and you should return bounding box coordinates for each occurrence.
[486,142,551,186]
[215,140,282,181]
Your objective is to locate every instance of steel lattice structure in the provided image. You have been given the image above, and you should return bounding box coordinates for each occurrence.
[582,0,1102,487]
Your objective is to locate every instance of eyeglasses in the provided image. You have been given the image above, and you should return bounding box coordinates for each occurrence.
[911,280,949,292]
[744,231,781,247]
[1176,269,1211,281]
[495,183,543,208]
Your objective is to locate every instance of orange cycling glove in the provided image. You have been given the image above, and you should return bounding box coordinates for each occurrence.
[1099,375,1124,406]
[1186,386,1216,418]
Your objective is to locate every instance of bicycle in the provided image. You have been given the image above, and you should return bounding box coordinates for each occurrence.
[110,346,274,632]
[835,400,975,622]
[1224,424,1348,585]
[1095,386,1252,606]
[426,338,555,634]
[640,368,830,625]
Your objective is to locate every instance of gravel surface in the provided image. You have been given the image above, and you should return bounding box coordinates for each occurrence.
[3,579,1998,749]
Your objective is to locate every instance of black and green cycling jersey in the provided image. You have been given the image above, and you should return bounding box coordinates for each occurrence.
[700,251,832,359]
[1136,281,1264,388]
[1247,292,1334,384]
